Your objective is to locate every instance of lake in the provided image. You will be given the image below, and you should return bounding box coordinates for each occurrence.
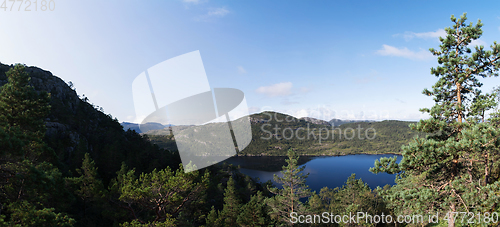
[224,154,401,193]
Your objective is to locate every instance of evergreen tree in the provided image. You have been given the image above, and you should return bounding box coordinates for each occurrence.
[0,64,51,160]
[4,201,75,227]
[111,164,209,226]
[204,206,222,227]
[470,92,496,123]
[119,219,176,227]
[237,191,271,227]
[267,149,311,226]
[69,153,105,203]
[220,176,240,226]
[0,64,74,225]
[242,175,257,201]
[66,153,106,224]
[309,174,388,227]
[371,13,500,227]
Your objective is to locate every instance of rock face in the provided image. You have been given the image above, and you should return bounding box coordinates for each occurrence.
[0,63,81,117]
[0,62,180,181]
[0,62,122,168]
[299,117,331,126]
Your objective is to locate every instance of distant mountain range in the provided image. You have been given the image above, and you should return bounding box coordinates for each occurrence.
[122,116,377,134]
[298,117,376,127]
[328,118,376,126]
[143,111,422,156]
[120,122,168,133]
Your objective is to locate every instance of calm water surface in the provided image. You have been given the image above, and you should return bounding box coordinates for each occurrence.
[224,154,401,193]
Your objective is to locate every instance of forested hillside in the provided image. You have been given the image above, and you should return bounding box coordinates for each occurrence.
[0,63,180,182]
[0,64,278,226]
[1,13,499,227]
[0,63,413,227]
[147,111,422,156]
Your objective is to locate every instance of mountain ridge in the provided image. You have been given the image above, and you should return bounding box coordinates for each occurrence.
[146,111,422,156]
[124,113,384,134]
[0,62,180,182]
[120,122,168,133]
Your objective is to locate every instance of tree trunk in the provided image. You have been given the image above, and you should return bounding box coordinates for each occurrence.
[456,82,462,123]
[448,203,456,227]
[485,151,490,185]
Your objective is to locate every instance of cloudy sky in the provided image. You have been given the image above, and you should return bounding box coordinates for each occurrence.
[1,0,500,122]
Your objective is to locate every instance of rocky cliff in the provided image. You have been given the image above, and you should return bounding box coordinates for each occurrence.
[0,62,179,180]
[0,63,84,149]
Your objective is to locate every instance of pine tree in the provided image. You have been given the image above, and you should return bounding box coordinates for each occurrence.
[66,153,106,221]
[309,174,388,227]
[204,206,222,227]
[0,64,51,160]
[267,149,311,226]
[4,201,75,227]
[220,176,240,226]
[243,175,257,201]
[0,64,74,225]
[113,164,209,225]
[70,153,105,201]
[470,92,496,123]
[237,191,270,227]
[203,176,243,227]
[371,13,500,227]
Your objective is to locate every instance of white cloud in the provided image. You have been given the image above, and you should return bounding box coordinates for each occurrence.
[207,7,229,17]
[237,66,247,74]
[376,44,434,61]
[256,82,293,97]
[295,109,309,118]
[395,29,446,41]
[469,39,487,48]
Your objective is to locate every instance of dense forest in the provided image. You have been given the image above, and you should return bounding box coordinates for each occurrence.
[0,63,389,226]
[0,13,500,226]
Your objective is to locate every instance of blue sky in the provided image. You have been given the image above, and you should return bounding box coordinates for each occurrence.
[1,0,500,122]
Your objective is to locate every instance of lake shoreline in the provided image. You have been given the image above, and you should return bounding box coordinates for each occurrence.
[228,154,400,191]
[236,151,402,157]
